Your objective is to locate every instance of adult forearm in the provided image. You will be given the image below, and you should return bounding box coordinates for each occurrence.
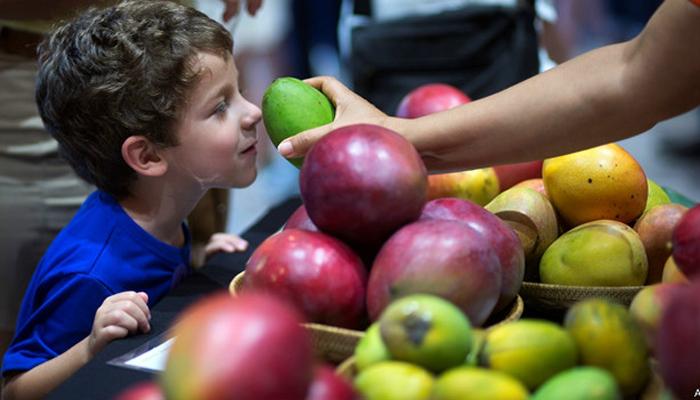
[400,43,641,170]
[2,337,92,400]
[399,0,700,171]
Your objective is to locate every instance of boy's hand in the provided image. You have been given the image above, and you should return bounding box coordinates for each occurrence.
[222,0,263,21]
[205,232,249,256]
[277,76,389,159]
[87,291,150,356]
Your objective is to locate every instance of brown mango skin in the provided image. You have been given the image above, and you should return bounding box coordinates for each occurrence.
[486,187,559,281]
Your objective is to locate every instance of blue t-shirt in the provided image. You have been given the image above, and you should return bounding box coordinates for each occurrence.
[1,191,191,377]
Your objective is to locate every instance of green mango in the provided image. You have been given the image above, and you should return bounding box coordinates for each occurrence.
[532,367,621,400]
[481,319,578,390]
[355,323,391,372]
[564,298,650,397]
[261,77,335,168]
[539,220,648,286]
[643,179,671,214]
[379,294,472,373]
[432,367,529,400]
[354,361,434,400]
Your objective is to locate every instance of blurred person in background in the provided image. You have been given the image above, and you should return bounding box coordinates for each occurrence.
[336,0,563,114]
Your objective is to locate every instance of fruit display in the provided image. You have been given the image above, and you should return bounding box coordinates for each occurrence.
[195,80,699,400]
[339,295,694,398]
[235,121,527,334]
[504,142,699,317]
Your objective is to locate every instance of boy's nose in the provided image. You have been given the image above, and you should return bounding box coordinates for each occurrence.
[241,101,262,130]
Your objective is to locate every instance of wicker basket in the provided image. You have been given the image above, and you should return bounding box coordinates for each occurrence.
[520,281,644,310]
[230,272,524,363]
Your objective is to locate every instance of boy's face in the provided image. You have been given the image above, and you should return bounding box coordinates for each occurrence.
[164,52,261,190]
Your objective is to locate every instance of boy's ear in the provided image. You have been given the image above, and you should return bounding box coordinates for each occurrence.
[121,136,168,177]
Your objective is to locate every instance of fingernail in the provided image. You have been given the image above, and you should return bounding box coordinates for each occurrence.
[238,241,249,251]
[278,141,293,157]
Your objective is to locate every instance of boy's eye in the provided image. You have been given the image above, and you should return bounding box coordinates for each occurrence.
[215,100,228,114]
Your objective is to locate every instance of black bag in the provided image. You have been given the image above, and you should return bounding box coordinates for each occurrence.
[349,2,540,114]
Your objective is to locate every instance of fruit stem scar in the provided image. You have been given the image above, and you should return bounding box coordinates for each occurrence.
[403,312,432,346]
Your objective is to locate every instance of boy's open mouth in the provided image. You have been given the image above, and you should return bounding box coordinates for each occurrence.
[241,141,257,154]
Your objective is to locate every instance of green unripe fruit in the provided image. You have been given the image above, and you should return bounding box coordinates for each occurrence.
[262,77,334,168]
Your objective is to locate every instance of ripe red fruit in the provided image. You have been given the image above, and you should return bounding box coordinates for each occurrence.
[283,204,319,232]
[367,219,502,326]
[306,365,357,400]
[300,124,427,249]
[162,293,314,400]
[493,160,544,191]
[245,229,367,329]
[672,204,700,279]
[114,381,164,400]
[396,83,470,118]
[656,281,700,399]
[420,198,524,312]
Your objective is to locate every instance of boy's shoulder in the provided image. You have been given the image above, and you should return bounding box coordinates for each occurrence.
[36,190,191,290]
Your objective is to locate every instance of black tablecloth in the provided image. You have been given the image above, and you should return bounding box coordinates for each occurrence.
[48,197,302,399]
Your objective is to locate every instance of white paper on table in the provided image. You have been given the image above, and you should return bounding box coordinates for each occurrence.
[107,333,173,373]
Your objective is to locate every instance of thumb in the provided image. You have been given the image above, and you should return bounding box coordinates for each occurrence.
[278,125,332,159]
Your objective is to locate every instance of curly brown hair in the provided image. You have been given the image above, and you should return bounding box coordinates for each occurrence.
[36,0,233,199]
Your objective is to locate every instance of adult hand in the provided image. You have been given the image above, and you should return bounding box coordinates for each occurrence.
[222,0,263,22]
[87,291,150,356]
[277,76,389,159]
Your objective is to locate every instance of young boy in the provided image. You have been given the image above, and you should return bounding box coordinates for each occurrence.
[1,1,261,398]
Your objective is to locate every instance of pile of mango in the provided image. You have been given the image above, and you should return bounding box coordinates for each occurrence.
[484,143,693,287]
[350,294,657,400]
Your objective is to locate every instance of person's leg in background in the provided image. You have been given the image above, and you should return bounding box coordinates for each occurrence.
[0,40,92,360]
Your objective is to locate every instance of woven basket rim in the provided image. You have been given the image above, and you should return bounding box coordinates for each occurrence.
[521,281,645,292]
